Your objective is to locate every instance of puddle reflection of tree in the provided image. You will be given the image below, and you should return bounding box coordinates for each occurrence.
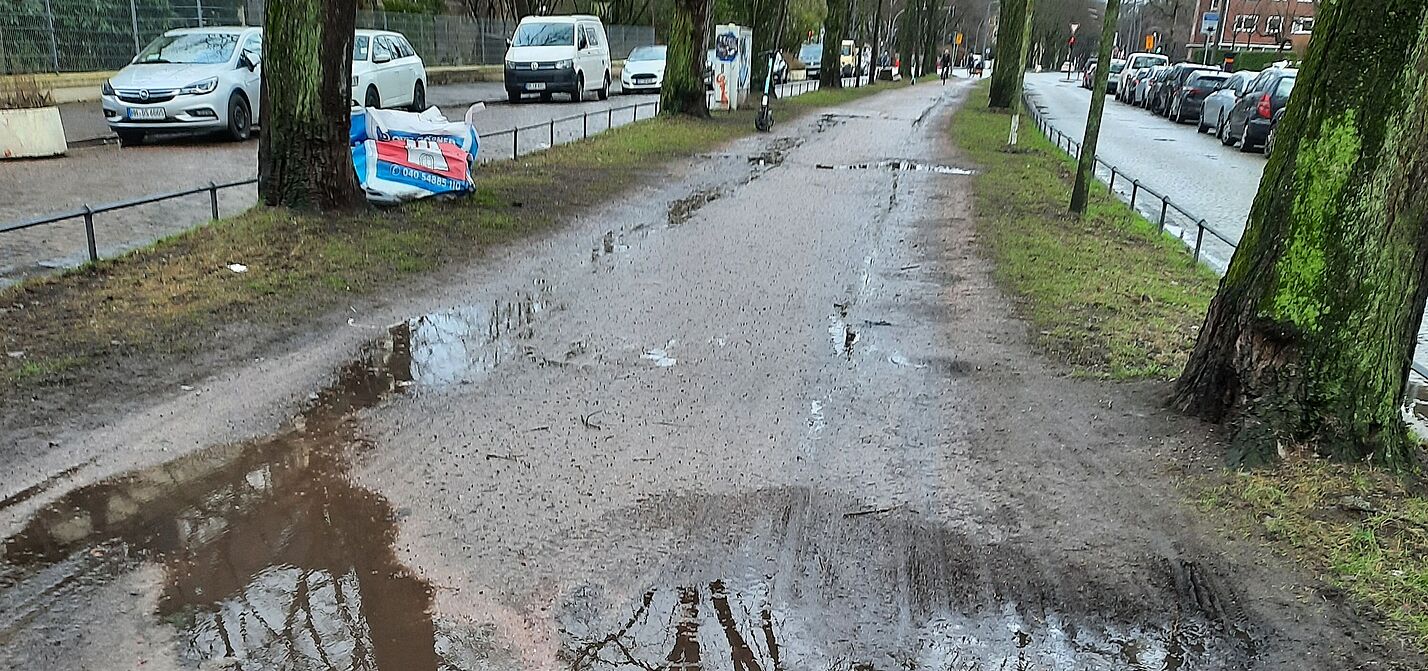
[567,582,782,671]
[157,446,441,671]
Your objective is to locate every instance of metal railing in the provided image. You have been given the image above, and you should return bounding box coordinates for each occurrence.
[1023,94,1428,381]
[1,79,824,272]
[1022,97,1240,273]
[0,177,256,263]
[485,98,662,162]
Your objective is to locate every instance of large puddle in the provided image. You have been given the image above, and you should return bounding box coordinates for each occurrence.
[0,287,552,669]
[4,286,1259,670]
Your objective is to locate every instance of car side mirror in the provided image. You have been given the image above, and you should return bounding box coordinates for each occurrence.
[374,52,391,64]
[506,38,513,47]
[579,37,589,50]
[240,52,259,71]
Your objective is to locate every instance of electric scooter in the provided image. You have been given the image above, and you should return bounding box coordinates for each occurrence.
[755,50,778,132]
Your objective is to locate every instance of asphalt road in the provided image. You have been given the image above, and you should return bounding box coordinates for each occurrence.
[2,79,1413,671]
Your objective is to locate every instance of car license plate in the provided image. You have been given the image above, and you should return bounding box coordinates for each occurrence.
[128,107,165,120]
[525,83,546,91]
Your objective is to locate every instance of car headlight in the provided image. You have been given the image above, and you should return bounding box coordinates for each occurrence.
[179,77,218,95]
[556,59,573,69]
[101,80,114,96]
[505,60,516,69]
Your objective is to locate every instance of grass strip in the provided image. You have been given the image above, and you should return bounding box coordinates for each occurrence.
[0,83,900,418]
[1197,459,1428,649]
[949,81,1218,379]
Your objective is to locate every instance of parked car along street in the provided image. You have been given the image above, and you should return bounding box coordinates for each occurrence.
[503,14,612,103]
[620,45,666,93]
[100,26,263,147]
[1199,69,1258,136]
[1135,66,1168,107]
[352,30,428,110]
[1163,64,1220,122]
[1220,67,1297,152]
[1168,70,1228,124]
[1103,59,1126,93]
[1117,52,1169,98]
[800,43,823,80]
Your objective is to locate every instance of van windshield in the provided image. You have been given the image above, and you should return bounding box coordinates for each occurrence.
[800,44,822,62]
[513,22,574,47]
[135,32,239,64]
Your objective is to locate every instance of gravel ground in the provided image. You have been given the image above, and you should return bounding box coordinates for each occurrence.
[1,79,1420,671]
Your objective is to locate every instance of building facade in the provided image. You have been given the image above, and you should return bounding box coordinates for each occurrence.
[1187,0,1317,54]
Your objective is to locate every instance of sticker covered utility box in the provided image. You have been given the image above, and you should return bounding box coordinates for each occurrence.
[712,24,753,111]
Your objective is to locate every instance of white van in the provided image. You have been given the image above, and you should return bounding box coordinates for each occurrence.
[503,15,611,102]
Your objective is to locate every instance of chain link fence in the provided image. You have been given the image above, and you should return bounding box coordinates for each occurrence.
[0,0,655,74]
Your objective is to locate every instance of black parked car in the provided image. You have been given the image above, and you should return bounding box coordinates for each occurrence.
[1153,63,1216,117]
[1168,70,1229,124]
[1221,67,1297,152]
[1143,66,1175,112]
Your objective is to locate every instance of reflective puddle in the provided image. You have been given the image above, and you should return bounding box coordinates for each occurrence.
[815,160,976,175]
[0,287,556,669]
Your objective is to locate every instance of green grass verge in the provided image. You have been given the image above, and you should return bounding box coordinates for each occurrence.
[1196,460,1428,649]
[0,82,900,403]
[950,81,1218,379]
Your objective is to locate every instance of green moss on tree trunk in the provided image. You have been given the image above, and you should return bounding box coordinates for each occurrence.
[258,0,363,211]
[1174,0,1428,467]
[662,0,712,117]
[987,0,1028,108]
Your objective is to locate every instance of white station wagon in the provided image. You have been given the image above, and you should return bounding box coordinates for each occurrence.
[351,29,428,110]
[101,26,263,146]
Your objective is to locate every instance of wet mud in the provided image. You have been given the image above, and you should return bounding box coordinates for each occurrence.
[0,288,558,669]
[549,489,1256,671]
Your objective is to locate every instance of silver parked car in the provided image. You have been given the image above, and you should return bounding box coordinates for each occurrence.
[1198,69,1259,137]
[101,26,263,147]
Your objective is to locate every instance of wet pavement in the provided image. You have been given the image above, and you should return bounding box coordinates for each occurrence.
[1,78,1417,670]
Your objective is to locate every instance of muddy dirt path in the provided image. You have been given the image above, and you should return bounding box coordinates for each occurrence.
[1,81,1419,670]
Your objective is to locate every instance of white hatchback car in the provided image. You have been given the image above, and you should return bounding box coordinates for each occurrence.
[619,45,666,93]
[101,26,263,146]
[351,30,428,110]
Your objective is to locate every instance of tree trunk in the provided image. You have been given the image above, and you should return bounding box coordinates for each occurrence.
[818,0,849,89]
[662,0,711,117]
[986,0,1028,108]
[1174,0,1428,467]
[1069,0,1120,213]
[258,0,364,211]
[1005,0,1034,146]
